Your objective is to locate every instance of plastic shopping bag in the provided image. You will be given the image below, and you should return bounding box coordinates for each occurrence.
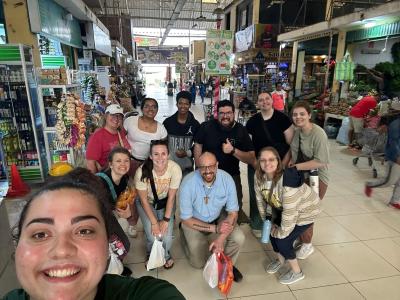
[203,253,219,288]
[217,252,234,296]
[147,239,166,271]
[107,244,124,275]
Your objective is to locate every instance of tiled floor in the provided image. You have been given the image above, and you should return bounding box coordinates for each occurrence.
[2,87,400,299]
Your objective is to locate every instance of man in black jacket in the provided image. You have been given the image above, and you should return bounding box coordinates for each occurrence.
[163,91,200,177]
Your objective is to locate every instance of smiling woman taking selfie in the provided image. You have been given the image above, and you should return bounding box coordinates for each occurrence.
[4,168,185,300]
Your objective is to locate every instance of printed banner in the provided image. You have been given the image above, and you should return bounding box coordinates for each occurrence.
[205,30,234,75]
[137,46,188,64]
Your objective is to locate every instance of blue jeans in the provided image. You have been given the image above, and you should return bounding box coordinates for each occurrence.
[270,224,311,260]
[136,200,175,260]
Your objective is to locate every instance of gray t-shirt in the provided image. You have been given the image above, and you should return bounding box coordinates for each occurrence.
[291,124,330,184]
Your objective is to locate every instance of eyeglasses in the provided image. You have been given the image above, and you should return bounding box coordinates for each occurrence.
[198,164,217,171]
[218,111,234,117]
[259,158,277,163]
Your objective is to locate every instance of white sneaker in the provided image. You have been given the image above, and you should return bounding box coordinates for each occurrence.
[279,270,305,285]
[127,225,137,238]
[296,243,314,259]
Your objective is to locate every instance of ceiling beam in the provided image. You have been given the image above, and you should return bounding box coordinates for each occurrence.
[161,0,187,45]
[95,13,216,22]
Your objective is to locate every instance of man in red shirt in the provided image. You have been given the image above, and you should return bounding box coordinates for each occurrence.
[348,93,378,145]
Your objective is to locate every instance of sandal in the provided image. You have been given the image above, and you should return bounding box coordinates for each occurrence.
[164,258,174,270]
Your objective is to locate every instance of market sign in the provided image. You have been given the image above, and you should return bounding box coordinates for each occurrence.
[137,46,188,64]
[0,45,21,62]
[91,24,112,57]
[134,37,159,47]
[205,29,234,75]
[27,0,82,48]
[173,52,187,74]
[235,48,292,64]
[254,51,265,63]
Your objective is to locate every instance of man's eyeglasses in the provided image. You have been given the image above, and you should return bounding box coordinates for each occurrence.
[198,164,217,171]
[218,111,234,117]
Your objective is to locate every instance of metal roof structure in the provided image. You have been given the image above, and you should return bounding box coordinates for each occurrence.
[84,0,234,45]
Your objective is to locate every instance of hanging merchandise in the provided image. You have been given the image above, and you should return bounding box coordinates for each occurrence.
[335,61,355,81]
[81,75,99,103]
[55,94,86,149]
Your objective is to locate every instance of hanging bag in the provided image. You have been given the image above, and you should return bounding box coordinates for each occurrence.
[107,244,124,275]
[216,252,234,296]
[203,253,219,288]
[146,239,166,271]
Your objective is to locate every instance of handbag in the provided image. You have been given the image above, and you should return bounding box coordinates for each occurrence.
[146,239,166,271]
[149,174,168,210]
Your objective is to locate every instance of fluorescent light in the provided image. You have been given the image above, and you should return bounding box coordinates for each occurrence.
[364,21,376,28]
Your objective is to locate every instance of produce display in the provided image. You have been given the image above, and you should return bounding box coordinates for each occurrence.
[324,102,351,116]
[55,94,86,149]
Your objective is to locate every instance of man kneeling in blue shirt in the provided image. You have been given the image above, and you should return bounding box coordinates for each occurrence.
[179,152,245,282]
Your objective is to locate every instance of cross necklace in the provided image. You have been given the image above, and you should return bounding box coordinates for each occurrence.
[203,180,215,204]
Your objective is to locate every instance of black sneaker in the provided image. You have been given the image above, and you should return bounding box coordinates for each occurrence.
[232,266,243,283]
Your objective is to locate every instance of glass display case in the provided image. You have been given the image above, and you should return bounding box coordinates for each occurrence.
[0,44,46,182]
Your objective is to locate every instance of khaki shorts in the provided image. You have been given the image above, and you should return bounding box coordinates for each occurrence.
[349,116,364,133]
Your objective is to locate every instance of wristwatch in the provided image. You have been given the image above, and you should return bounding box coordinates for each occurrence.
[229,147,235,155]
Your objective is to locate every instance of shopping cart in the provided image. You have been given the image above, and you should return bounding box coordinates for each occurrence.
[352,127,387,178]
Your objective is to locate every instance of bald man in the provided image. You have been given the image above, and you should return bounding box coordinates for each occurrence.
[179,152,245,282]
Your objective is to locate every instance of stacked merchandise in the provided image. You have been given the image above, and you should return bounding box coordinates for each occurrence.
[81,74,100,103]
[55,94,86,149]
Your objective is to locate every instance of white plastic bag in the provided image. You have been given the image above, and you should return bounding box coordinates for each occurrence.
[147,239,166,271]
[203,253,218,288]
[107,244,123,275]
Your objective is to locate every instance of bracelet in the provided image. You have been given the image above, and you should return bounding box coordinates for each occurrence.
[229,147,235,155]
[163,216,170,222]
[151,223,157,226]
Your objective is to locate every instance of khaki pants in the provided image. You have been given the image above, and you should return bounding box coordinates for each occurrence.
[180,222,245,269]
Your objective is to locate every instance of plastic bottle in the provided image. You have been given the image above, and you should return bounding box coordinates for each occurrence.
[309,169,319,195]
[261,218,272,244]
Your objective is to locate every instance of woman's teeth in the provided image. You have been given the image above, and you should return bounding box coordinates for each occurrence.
[46,268,80,278]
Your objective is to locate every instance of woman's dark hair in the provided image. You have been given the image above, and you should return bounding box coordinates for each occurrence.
[108,146,131,162]
[13,168,113,243]
[292,100,312,115]
[258,90,272,98]
[140,97,158,111]
[140,139,169,182]
[255,146,284,185]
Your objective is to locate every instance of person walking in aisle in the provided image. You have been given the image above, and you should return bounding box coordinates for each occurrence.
[289,100,329,259]
[194,100,256,224]
[245,92,294,237]
[163,91,200,177]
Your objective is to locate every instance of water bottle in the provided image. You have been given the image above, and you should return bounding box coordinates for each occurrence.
[261,218,272,244]
[309,169,319,195]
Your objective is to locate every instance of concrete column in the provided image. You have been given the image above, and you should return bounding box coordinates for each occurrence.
[253,0,260,24]
[295,50,305,97]
[230,5,237,32]
[332,31,346,97]
[3,0,41,66]
[291,41,299,73]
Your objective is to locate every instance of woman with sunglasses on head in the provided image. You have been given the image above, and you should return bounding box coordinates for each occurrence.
[134,139,182,270]
[254,147,321,285]
[289,100,329,260]
[3,168,186,300]
[123,98,168,238]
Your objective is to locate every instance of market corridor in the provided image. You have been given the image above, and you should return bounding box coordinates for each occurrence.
[5,88,399,299]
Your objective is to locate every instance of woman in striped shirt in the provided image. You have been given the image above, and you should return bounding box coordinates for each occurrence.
[254,147,321,285]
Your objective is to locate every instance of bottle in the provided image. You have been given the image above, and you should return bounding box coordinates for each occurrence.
[309,169,319,195]
[261,217,272,244]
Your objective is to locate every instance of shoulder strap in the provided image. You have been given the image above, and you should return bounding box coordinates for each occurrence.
[96,173,118,201]
[149,172,160,203]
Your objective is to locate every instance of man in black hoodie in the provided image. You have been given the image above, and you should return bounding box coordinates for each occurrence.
[163,91,200,176]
